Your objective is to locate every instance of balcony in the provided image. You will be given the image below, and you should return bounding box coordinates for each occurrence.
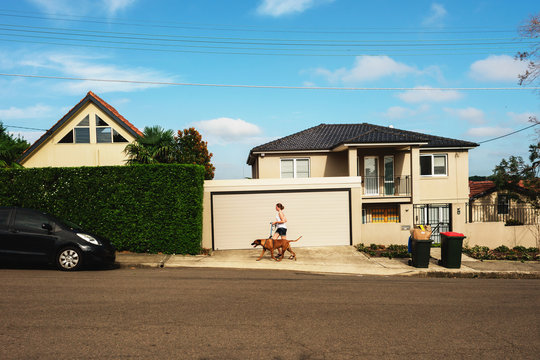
[362,176,411,197]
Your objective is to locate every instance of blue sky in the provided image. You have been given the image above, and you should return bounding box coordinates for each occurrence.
[0,0,538,179]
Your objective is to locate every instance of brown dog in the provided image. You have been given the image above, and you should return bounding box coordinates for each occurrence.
[251,237,302,261]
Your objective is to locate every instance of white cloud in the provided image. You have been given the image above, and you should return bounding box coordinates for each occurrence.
[20,53,173,94]
[28,0,136,16]
[383,105,430,120]
[8,131,45,144]
[465,126,513,138]
[0,104,54,120]
[469,55,529,82]
[397,86,463,103]
[422,3,447,26]
[105,0,136,15]
[444,107,486,124]
[507,112,538,124]
[315,56,417,84]
[193,117,263,144]
[257,0,332,17]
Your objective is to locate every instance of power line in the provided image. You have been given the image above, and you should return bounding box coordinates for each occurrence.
[4,125,47,131]
[0,38,523,57]
[0,11,516,35]
[0,22,527,44]
[0,26,532,48]
[1,73,538,91]
[478,123,539,144]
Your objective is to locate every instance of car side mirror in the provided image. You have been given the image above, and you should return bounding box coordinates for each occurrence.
[42,223,53,233]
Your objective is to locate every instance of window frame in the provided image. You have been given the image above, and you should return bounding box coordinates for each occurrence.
[420,154,448,177]
[280,158,310,179]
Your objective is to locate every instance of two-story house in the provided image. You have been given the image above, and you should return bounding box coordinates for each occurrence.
[246,123,479,243]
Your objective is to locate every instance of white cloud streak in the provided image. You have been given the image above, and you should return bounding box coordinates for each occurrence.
[257,0,333,17]
[444,107,486,124]
[193,117,263,144]
[0,104,54,120]
[28,0,136,16]
[422,3,447,26]
[465,126,513,138]
[507,112,538,124]
[383,105,430,120]
[19,53,173,94]
[469,55,529,82]
[315,56,418,84]
[397,86,463,103]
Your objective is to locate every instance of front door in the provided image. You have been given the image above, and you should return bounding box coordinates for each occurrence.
[413,204,451,243]
[364,157,379,195]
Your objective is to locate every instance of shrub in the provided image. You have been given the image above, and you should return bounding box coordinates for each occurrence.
[0,164,204,254]
[494,245,510,253]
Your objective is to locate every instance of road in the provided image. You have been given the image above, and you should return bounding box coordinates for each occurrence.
[0,267,539,359]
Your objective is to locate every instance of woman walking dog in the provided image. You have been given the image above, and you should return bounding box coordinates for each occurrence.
[273,203,287,258]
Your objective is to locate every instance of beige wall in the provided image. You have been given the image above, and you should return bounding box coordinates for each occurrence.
[464,222,539,248]
[417,150,470,203]
[21,102,137,168]
[202,177,363,249]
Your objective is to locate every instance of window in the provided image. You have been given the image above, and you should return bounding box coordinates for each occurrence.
[362,205,400,223]
[96,115,112,143]
[13,211,50,233]
[74,115,90,143]
[0,208,10,229]
[497,195,510,215]
[420,154,447,176]
[280,158,309,178]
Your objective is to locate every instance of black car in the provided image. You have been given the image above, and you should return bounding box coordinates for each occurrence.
[0,207,116,271]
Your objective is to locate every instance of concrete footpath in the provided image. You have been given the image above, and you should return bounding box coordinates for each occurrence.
[115,246,540,279]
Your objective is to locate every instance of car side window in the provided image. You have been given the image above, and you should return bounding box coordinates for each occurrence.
[0,208,11,230]
[13,211,50,233]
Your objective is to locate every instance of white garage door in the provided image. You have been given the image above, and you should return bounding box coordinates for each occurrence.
[212,190,351,250]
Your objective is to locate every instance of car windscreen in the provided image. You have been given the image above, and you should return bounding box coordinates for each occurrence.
[50,215,84,231]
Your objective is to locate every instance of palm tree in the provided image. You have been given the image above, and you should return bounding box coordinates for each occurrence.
[124,126,175,164]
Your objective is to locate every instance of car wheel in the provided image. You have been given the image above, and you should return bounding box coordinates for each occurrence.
[56,247,83,271]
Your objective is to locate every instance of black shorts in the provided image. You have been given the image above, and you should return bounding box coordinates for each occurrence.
[276,227,287,236]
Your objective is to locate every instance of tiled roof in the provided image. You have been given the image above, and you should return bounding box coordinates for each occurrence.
[469,180,496,199]
[18,91,142,163]
[248,123,478,161]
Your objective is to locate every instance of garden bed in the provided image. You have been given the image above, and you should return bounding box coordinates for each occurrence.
[462,245,539,261]
[356,244,410,259]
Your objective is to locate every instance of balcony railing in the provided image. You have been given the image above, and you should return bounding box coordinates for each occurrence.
[362,176,411,196]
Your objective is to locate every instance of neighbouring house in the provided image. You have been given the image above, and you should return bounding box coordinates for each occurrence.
[469,180,539,225]
[18,91,143,168]
[467,180,539,248]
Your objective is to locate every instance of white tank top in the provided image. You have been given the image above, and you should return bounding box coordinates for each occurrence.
[276,213,287,229]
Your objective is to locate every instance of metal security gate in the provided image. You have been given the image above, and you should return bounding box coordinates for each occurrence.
[413,204,451,243]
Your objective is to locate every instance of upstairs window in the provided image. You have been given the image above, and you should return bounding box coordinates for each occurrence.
[420,154,447,176]
[281,158,310,178]
[58,114,128,144]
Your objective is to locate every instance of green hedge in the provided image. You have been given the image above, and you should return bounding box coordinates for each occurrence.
[0,164,204,254]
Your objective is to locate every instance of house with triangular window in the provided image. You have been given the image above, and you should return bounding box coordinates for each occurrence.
[19,91,143,168]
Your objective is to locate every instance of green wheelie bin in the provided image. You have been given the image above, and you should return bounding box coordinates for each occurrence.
[438,232,466,269]
[408,239,433,268]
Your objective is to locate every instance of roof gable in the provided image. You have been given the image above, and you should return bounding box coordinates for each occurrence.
[248,123,479,163]
[19,91,142,164]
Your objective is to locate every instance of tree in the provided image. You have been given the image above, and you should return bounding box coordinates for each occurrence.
[174,127,215,180]
[516,13,539,86]
[0,121,30,168]
[124,126,175,164]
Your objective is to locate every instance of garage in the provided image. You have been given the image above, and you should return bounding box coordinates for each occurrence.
[211,189,351,250]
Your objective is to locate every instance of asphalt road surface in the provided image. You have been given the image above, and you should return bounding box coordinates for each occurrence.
[0,267,539,360]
